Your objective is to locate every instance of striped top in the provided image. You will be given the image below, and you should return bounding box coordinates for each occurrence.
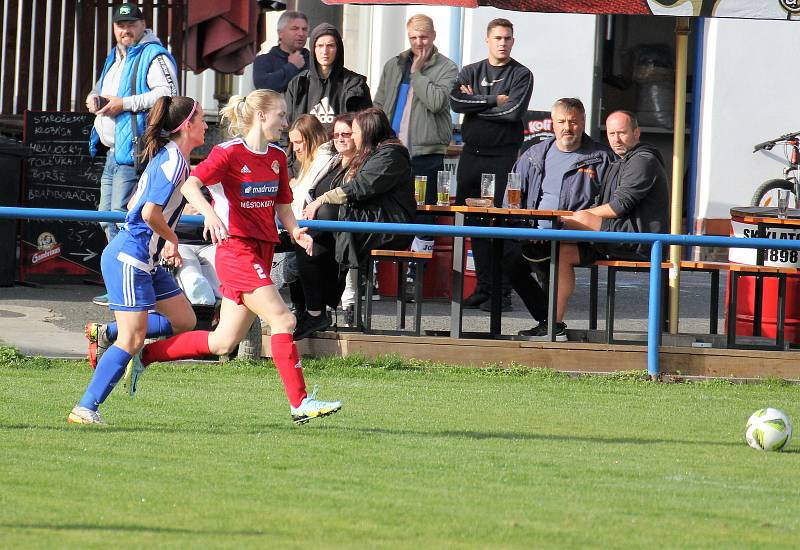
[116,141,189,271]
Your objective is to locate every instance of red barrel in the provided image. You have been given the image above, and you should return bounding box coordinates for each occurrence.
[728,277,800,341]
[377,216,476,299]
[727,208,800,342]
[463,237,478,299]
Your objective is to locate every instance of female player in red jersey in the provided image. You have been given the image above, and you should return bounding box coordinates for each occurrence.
[133,89,341,424]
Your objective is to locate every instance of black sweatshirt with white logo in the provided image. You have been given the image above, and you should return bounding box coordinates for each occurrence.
[450,58,533,156]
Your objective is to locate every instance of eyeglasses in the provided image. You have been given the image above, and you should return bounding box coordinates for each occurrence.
[333,132,352,139]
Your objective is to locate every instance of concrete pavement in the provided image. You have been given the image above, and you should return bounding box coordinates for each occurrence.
[0,270,727,359]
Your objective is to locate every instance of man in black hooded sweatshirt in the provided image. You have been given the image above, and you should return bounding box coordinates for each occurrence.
[284,23,372,133]
[449,17,533,312]
[533,110,669,341]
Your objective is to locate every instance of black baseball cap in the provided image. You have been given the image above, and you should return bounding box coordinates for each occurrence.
[113,3,144,23]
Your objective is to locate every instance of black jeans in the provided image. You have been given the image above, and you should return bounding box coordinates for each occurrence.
[296,203,415,310]
[455,149,517,294]
[295,203,346,312]
[508,246,548,322]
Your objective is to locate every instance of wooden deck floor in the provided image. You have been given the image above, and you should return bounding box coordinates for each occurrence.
[261,332,800,381]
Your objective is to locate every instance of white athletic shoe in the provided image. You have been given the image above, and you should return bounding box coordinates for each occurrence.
[123,352,146,396]
[290,385,342,425]
[67,405,106,425]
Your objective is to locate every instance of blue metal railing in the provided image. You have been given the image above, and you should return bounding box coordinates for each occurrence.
[3,206,799,375]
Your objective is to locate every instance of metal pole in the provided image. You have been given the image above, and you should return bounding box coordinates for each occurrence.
[648,240,663,378]
[668,17,690,334]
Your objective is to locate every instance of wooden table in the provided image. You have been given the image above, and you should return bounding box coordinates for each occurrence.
[418,205,572,339]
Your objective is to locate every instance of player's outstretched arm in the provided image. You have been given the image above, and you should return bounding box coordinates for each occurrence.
[276,203,313,256]
[182,176,228,244]
[142,202,182,268]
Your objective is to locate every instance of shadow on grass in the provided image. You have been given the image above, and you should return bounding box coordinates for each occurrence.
[0,522,265,537]
[319,425,754,448]
[0,421,759,448]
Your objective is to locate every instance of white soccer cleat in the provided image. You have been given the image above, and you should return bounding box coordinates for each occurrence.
[123,352,146,396]
[67,405,106,425]
[290,385,342,425]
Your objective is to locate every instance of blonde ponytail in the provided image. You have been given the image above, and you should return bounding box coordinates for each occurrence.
[219,89,284,138]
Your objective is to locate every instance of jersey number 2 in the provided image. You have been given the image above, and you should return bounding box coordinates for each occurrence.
[253,263,267,279]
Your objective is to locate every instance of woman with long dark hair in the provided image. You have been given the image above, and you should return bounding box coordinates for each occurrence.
[297,108,415,339]
[71,96,206,424]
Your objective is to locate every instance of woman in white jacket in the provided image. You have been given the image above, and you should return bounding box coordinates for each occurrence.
[281,115,336,314]
[288,115,336,217]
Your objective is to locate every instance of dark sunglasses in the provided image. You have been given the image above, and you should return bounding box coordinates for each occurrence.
[333,132,352,139]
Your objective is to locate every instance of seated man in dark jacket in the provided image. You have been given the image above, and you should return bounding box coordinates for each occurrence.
[502,98,615,336]
[547,110,670,340]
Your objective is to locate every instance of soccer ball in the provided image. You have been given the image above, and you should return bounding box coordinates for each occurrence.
[745,408,792,452]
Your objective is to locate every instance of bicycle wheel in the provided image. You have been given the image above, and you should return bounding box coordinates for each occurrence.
[750,179,795,207]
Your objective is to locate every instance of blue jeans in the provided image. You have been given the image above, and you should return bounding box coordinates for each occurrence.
[98,151,138,242]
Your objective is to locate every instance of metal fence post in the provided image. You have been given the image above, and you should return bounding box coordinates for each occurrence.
[648,240,664,377]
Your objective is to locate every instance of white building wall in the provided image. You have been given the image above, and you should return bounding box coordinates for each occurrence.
[344,6,598,121]
[695,18,800,220]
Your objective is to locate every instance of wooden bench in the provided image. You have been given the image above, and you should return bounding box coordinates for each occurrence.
[589,258,798,350]
[359,249,434,336]
[589,259,672,344]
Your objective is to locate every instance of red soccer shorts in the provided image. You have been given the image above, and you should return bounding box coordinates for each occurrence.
[215,236,275,305]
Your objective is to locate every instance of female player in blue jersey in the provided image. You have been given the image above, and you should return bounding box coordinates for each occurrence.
[69,95,207,425]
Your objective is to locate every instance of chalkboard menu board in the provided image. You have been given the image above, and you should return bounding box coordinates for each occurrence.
[21,111,106,281]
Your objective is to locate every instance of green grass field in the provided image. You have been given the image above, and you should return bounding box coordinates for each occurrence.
[1,347,799,549]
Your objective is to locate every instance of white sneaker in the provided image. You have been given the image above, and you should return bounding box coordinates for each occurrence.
[67,405,106,425]
[290,385,342,425]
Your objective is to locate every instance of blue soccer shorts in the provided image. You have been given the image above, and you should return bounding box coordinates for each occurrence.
[102,249,183,312]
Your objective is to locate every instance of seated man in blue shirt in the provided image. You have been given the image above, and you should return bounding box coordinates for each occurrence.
[503,98,615,339]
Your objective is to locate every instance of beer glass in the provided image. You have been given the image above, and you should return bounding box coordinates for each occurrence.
[480,173,495,204]
[436,171,451,206]
[506,172,522,209]
[414,175,427,206]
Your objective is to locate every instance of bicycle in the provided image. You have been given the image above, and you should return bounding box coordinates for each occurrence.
[751,130,800,207]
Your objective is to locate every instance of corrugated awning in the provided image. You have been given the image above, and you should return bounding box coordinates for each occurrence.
[186,0,261,74]
[322,0,800,20]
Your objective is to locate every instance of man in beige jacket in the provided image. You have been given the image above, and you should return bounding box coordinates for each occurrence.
[373,14,459,291]
[374,14,458,202]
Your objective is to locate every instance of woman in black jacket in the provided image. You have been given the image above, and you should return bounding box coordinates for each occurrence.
[296,108,415,339]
